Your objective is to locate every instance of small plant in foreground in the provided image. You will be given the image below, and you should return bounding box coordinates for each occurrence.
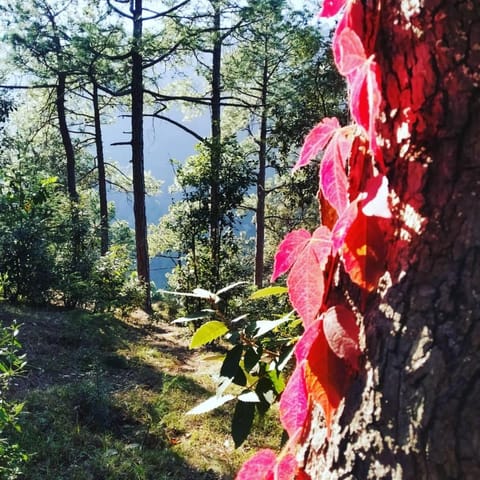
[161,282,301,448]
[0,321,27,478]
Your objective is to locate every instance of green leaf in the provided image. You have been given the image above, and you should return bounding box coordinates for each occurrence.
[244,346,262,371]
[216,281,248,296]
[250,285,288,299]
[189,321,229,349]
[220,345,243,378]
[237,391,260,403]
[172,310,214,324]
[267,369,285,394]
[232,400,255,447]
[220,345,247,387]
[254,311,294,338]
[187,394,235,415]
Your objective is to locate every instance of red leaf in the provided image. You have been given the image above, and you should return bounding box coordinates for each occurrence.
[361,175,391,218]
[295,319,322,363]
[271,229,311,282]
[319,127,354,215]
[341,211,387,291]
[333,27,366,77]
[275,454,298,480]
[287,227,332,326]
[318,190,338,230]
[331,197,361,253]
[332,27,382,151]
[295,471,311,480]
[347,134,372,199]
[236,449,276,480]
[304,323,349,429]
[349,58,382,152]
[279,363,308,439]
[319,0,346,18]
[294,117,340,171]
[322,306,361,370]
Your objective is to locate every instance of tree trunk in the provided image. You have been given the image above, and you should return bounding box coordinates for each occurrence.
[92,82,109,256]
[56,72,77,203]
[209,0,222,290]
[254,48,268,288]
[131,0,152,312]
[301,1,480,478]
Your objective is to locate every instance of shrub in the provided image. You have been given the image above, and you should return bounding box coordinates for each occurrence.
[0,321,27,478]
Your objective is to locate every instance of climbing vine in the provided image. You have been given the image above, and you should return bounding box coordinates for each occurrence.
[236,0,393,478]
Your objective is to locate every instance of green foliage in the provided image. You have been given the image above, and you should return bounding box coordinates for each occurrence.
[169,283,301,447]
[0,321,27,478]
[0,165,59,303]
[89,245,142,313]
[151,138,255,292]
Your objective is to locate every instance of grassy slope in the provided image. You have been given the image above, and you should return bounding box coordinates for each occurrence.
[1,304,283,480]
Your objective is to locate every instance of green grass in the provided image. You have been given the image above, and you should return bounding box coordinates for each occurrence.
[1,304,283,479]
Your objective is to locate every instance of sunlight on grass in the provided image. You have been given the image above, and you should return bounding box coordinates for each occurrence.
[3,304,284,480]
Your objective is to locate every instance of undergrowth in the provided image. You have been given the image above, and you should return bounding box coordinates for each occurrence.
[0,303,282,480]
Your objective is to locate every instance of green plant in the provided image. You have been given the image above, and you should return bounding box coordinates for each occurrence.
[0,321,27,478]
[163,282,299,448]
[0,167,58,304]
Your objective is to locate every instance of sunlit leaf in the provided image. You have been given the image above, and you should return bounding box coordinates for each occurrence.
[235,449,276,480]
[189,321,228,349]
[237,391,261,403]
[172,310,214,324]
[294,117,340,171]
[216,281,248,296]
[319,0,346,18]
[186,394,235,415]
[286,227,332,326]
[271,229,311,282]
[279,363,308,439]
[254,312,293,338]
[192,288,220,303]
[275,453,299,480]
[250,285,288,299]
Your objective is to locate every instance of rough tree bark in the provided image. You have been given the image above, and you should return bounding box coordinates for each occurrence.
[301,1,480,479]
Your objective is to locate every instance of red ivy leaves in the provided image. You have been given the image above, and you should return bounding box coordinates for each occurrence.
[322,306,361,370]
[292,309,360,431]
[334,27,382,154]
[319,0,347,18]
[240,0,390,475]
[236,449,276,480]
[295,117,340,171]
[236,449,311,480]
[272,227,332,327]
[294,120,355,217]
[342,211,388,291]
[279,363,308,440]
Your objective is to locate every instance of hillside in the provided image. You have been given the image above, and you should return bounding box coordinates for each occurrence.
[1,304,282,480]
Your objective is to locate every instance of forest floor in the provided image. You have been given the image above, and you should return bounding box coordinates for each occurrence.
[0,303,282,480]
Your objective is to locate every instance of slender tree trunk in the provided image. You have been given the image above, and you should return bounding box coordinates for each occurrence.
[56,70,82,282]
[56,72,77,203]
[131,0,151,312]
[92,83,109,256]
[254,50,268,288]
[301,1,480,478]
[209,0,222,290]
